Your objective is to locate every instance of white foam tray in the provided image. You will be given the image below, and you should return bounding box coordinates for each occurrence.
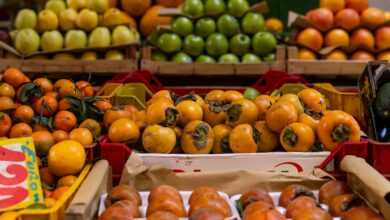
[98,191,241,219]
[230,191,341,220]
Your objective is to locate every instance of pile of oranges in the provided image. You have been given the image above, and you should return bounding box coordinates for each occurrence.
[0,67,112,207]
[106,87,360,154]
[296,0,390,61]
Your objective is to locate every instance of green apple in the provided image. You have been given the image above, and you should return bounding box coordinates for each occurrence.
[204,0,225,17]
[244,87,260,100]
[183,35,204,57]
[65,30,87,49]
[182,0,204,18]
[15,28,40,54]
[252,32,277,56]
[230,34,250,56]
[172,52,193,63]
[158,33,182,53]
[89,27,111,48]
[241,12,265,34]
[195,18,216,37]
[196,55,216,63]
[242,53,261,64]
[206,33,229,57]
[152,51,168,61]
[227,0,250,17]
[264,53,276,62]
[217,14,240,37]
[219,53,240,64]
[172,17,193,37]
[41,30,64,52]
[15,9,37,30]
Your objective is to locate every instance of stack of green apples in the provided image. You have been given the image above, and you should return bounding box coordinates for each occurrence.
[151,0,278,64]
[11,0,140,60]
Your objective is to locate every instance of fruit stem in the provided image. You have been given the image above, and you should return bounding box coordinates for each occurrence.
[283,127,298,147]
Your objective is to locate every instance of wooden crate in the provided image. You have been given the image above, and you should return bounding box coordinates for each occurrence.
[287,46,369,76]
[141,46,286,76]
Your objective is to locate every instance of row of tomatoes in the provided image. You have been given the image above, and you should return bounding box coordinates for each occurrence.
[105,87,361,154]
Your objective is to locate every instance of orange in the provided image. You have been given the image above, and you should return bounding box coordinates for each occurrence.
[39,167,57,186]
[0,82,15,98]
[0,113,12,137]
[320,0,345,13]
[335,9,360,31]
[265,18,284,33]
[14,105,34,123]
[48,140,86,177]
[44,198,57,207]
[345,0,368,12]
[80,118,102,138]
[2,67,30,88]
[361,7,385,27]
[122,0,151,17]
[51,186,69,200]
[375,26,390,50]
[58,98,72,111]
[325,29,350,48]
[140,6,172,36]
[0,97,15,111]
[95,100,112,111]
[33,124,49,132]
[32,131,55,155]
[54,79,78,98]
[33,78,53,93]
[76,80,94,97]
[69,128,93,147]
[54,111,77,132]
[9,123,32,138]
[45,91,59,99]
[297,28,324,51]
[57,175,77,187]
[33,95,58,117]
[52,130,69,143]
[351,50,375,61]
[108,118,140,143]
[324,50,348,60]
[350,28,375,50]
[305,8,334,32]
[377,51,390,61]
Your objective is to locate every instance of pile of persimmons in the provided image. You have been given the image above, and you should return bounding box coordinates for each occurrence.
[106,87,361,154]
[296,0,390,61]
[0,67,113,207]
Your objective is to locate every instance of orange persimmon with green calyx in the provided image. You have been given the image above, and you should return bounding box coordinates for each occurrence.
[205,90,225,103]
[277,94,304,114]
[281,123,315,152]
[223,90,244,103]
[266,101,298,133]
[176,100,203,126]
[146,99,179,126]
[254,121,278,152]
[202,102,227,126]
[108,118,140,143]
[229,124,259,153]
[150,90,176,104]
[299,113,320,130]
[212,124,232,153]
[142,125,176,153]
[298,88,327,113]
[226,99,259,127]
[181,120,214,154]
[254,95,273,120]
[317,110,360,151]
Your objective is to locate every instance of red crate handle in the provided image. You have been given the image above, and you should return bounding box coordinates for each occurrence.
[252,70,309,94]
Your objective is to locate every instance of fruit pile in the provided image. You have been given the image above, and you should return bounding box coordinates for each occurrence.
[12,0,140,59]
[295,0,390,61]
[100,185,233,220]
[0,67,113,207]
[149,0,279,64]
[106,87,360,154]
[238,180,385,220]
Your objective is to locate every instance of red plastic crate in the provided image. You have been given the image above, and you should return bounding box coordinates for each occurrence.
[369,140,390,176]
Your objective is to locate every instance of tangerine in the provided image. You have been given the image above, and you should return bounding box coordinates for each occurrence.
[54,111,77,132]
[122,0,151,17]
[32,131,55,155]
[335,9,360,31]
[52,130,69,143]
[361,7,385,27]
[58,98,72,111]
[0,113,12,137]
[320,0,345,13]
[80,118,101,138]
[33,95,58,117]
[265,18,284,33]
[0,82,15,98]
[45,91,59,99]
[306,8,334,32]
[95,100,112,111]
[377,51,390,61]
[33,124,49,132]
[69,128,93,147]
[14,105,34,123]
[108,118,140,143]
[351,50,375,60]
[2,67,30,88]
[51,186,69,200]
[54,79,78,97]
[76,80,94,97]
[324,50,348,60]
[345,0,368,12]
[0,97,15,111]
[297,28,324,51]
[325,29,350,47]
[48,140,86,177]
[33,78,54,93]
[350,28,375,49]
[9,123,32,138]
[39,167,57,186]
[375,26,390,50]
[57,175,77,187]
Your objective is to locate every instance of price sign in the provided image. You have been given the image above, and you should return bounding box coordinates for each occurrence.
[0,137,43,212]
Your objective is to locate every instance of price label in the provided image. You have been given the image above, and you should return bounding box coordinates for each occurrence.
[0,137,43,212]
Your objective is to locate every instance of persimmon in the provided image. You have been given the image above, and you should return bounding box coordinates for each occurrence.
[254,121,278,152]
[108,118,140,143]
[0,113,12,137]
[176,100,203,126]
[0,82,15,98]
[189,196,231,218]
[146,99,179,126]
[147,197,186,217]
[299,113,320,130]
[111,200,141,218]
[254,95,273,120]
[99,204,134,220]
[181,120,214,154]
[14,105,34,123]
[330,194,363,216]
[205,90,225,102]
[202,103,227,126]
[2,67,30,88]
[244,209,285,220]
[54,111,77,132]
[319,180,350,205]
[317,110,360,151]
[298,88,327,113]
[242,201,273,218]
[277,94,304,114]
[142,125,176,153]
[293,207,332,220]
[189,208,223,220]
[229,124,258,153]
[240,189,274,209]
[34,95,58,117]
[34,78,53,93]
[189,187,221,207]
[279,184,315,208]
[342,207,384,220]
[45,91,59,99]
[151,90,175,103]
[104,109,132,127]
[223,90,244,103]
[226,99,258,127]
[212,124,232,153]
[266,101,298,133]
[149,185,182,204]
[281,123,315,152]
[9,123,33,138]
[286,196,317,218]
[105,185,142,207]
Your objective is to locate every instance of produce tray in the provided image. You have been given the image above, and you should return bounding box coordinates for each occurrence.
[12,164,92,220]
[230,191,339,220]
[141,46,286,76]
[98,191,240,220]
